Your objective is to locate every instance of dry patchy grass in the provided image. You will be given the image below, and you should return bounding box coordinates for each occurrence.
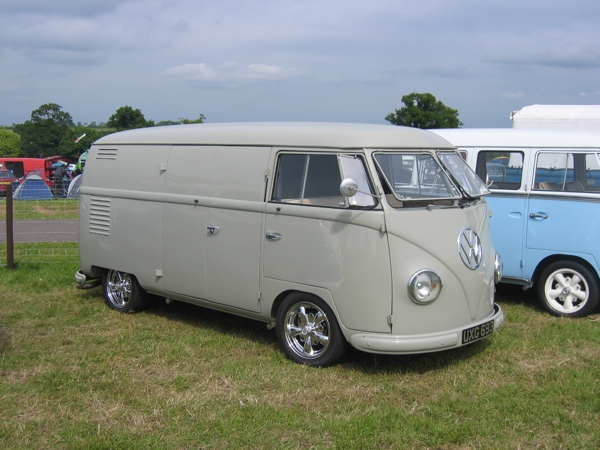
[1,265,599,449]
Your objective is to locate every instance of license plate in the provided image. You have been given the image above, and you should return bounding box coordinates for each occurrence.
[462,320,494,344]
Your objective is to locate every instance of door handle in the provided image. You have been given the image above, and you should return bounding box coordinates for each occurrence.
[207,226,220,235]
[266,232,282,241]
[529,212,548,220]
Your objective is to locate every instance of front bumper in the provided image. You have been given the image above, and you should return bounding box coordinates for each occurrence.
[349,304,504,354]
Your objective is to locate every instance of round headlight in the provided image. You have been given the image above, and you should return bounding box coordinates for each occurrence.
[408,270,442,305]
[494,253,503,284]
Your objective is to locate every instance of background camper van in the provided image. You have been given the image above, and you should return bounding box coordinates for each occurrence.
[76,123,503,366]
[431,128,600,318]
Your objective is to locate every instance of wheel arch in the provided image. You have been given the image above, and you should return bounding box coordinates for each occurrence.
[269,288,343,327]
[531,254,600,288]
[270,290,325,320]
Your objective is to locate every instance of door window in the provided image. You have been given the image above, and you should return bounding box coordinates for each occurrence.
[272,153,375,207]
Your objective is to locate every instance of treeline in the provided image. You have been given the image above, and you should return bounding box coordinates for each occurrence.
[0,103,205,161]
[0,92,462,161]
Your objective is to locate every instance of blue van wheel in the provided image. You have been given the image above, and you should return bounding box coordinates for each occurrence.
[537,261,599,318]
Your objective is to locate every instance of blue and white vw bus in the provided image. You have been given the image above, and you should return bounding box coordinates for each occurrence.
[432,128,600,318]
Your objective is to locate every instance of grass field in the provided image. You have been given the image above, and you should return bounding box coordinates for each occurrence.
[0,198,79,220]
[1,262,599,449]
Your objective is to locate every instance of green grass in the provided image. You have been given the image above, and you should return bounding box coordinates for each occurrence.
[0,242,78,265]
[1,263,599,449]
[0,198,79,220]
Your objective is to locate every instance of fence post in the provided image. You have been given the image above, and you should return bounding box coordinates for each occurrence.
[6,183,14,269]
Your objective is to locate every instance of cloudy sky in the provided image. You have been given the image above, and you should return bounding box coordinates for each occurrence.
[1,0,599,128]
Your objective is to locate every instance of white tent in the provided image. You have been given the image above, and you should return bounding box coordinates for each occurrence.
[67,174,83,198]
[511,105,600,130]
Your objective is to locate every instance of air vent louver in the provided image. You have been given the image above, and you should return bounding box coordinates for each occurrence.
[96,148,118,160]
[89,197,111,235]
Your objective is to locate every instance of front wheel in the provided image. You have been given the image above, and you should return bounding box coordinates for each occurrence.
[537,261,599,318]
[276,293,347,367]
[102,270,149,313]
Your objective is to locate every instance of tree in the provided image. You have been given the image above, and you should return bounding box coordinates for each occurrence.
[31,103,74,127]
[13,103,74,157]
[155,114,206,127]
[385,92,463,129]
[179,114,206,124]
[0,128,21,157]
[107,106,154,131]
[58,126,113,161]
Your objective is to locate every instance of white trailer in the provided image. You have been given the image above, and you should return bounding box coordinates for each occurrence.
[510,104,600,131]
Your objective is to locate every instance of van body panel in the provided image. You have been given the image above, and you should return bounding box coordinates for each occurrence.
[78,123,503,360]
[79,145,170,288]
[385,201,496,334]
[480,193,528,279]
[525,195,600,275]
[161,145,271,311]
[263,203,392,332]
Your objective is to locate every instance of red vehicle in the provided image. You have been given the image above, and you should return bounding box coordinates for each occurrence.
[0,156,63,185]
[0,169,18,196]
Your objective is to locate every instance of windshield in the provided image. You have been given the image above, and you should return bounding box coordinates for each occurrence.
[374,151,489,205]
[438,153,490,197]
[374,152,461,202]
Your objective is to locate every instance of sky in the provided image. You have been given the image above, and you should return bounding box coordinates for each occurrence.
[1,0,599,128]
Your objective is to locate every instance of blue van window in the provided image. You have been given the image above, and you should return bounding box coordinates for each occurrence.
[534,153,573,190]
[586,153,600,192]
[475,151,523,190]
[533,152,600,192]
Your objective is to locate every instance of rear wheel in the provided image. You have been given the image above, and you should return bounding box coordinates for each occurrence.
[537,261,599,318]
[276,293,347,367]
[102,270,149,313]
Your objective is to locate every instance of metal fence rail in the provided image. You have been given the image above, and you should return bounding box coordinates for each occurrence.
[1,183,79,267]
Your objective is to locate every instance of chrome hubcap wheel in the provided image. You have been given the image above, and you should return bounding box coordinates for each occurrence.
[284,301,330,360]
[106,270,133,308]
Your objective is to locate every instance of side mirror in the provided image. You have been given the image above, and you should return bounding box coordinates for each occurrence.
[340,178,359,197]
[340,178,380,199]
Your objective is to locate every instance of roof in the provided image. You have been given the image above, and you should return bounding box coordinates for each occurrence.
[94,122,454,150]
[430,128,600,149]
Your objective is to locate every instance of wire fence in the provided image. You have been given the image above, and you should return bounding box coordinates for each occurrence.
[1,183,80,267]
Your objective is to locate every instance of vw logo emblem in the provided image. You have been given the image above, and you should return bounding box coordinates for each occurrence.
[458,226,482,270]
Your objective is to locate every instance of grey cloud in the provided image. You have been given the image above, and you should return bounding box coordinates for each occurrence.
[2,0,127,17]
[488,50,600,70]
[164,62,305,84]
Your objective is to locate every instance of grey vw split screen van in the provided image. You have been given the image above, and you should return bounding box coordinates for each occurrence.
[75,122,504,366]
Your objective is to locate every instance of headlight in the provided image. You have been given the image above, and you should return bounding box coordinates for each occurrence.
[408,270,442,305]
[494,253,503,284]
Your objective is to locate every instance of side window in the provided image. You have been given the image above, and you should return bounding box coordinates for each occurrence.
[475,151,523,190]
[585,153,600,192]
[272,154,344,207]
[534,152,571,191]
[534,152,597,192]
[4,162,25,178]
[272,153,374,207]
